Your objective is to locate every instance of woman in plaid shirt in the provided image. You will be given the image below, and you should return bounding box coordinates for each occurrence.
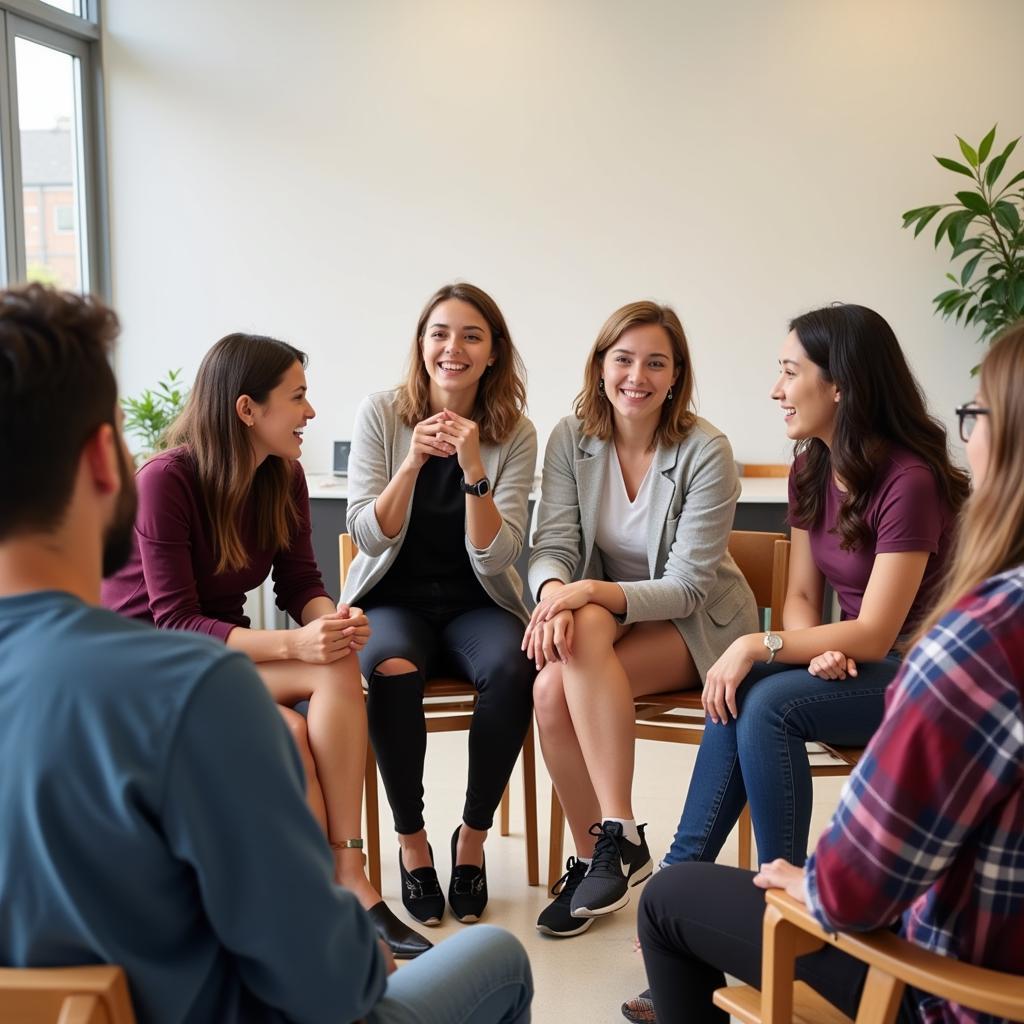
[636,321,1024,1024]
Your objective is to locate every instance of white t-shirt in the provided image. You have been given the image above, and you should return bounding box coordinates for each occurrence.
[594,447,653,583]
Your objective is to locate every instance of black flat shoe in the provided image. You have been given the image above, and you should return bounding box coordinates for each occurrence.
[448,825,488,923]
[399,844,445,926]
[366,901,433,959]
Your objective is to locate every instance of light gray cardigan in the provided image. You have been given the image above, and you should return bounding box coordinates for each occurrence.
[342,391,537,625]
[528,415,758,679]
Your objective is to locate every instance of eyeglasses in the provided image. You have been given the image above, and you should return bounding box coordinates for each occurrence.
[955,403,990,443]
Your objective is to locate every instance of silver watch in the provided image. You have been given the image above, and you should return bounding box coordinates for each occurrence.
[763,632,783,664]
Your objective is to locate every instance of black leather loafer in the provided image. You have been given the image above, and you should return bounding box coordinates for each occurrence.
[399,844,445,925]
[366,901,433,959]
[448,825,488,923]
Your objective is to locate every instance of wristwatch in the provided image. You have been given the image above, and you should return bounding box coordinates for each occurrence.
[763,632,783,664]
[460,475,491,497]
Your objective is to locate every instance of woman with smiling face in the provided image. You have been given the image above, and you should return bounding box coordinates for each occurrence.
[526,301,758,938]
[101,334,428,959]
[342,283,537,929]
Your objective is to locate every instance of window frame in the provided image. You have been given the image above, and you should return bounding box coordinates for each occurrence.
[0,0,107,294]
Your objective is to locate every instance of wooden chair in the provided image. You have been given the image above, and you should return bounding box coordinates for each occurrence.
[339,534,539,892]
[714,889,1024,1024]
[546,529,865,886]
[737,463,790,478]
[0,965,136,1024]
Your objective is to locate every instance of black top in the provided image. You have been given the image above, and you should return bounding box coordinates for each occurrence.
[361,454,492,617]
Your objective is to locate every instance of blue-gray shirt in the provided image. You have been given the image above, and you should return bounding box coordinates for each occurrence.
[0,590,385,1023]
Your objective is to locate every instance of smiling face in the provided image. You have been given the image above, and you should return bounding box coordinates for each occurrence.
[770,330,840,446]
[245,359,315,463]
[600,323,679,431]
[420,298,495,409]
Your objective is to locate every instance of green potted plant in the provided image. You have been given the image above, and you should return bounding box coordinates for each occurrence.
[122,368,189,462]
[902,125,1024,372]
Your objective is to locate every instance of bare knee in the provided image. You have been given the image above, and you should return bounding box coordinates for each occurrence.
[278,706,311,749]
[375,657,418,676]
[533,663,569,726]
[570,603,618,657]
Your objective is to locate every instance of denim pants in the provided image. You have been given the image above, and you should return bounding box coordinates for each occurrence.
[368,925,533,1024]
[664,657,901,867]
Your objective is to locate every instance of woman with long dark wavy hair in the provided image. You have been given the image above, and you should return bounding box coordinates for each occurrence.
[342,283,537,929]
[102,334,432,959]
[634,322,1024,1024]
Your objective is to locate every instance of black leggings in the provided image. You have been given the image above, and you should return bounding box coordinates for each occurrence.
[638,863,919,1024]
[358,604,535,834]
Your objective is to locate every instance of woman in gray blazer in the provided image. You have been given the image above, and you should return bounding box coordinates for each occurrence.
[342,283,537,932]
[525,300,757,937]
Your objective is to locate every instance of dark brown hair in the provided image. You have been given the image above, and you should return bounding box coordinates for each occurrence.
[165,333,306,574]
[789,304,970,549]
[0,284,120,540]
[395,282,527,444]
[574,300,696,449]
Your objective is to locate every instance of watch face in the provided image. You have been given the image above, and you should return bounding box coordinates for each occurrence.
[477,479,490,496]
[765,633,783,652]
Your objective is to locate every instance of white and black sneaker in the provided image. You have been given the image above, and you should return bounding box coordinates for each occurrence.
[536,857,593,937]
[570,821,653,919]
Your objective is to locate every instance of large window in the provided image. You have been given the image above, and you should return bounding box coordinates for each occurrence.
[0,0,105,295]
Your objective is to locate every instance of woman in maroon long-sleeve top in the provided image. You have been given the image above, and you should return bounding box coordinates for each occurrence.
[103,333,431,959]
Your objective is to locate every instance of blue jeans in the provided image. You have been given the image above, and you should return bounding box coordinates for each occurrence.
[664,657,901,867]
[368,926,532,1024]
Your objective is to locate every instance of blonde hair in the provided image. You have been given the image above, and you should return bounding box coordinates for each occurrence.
[395,282,527,445]
[573,300,696,449]
[914,322,1024,642]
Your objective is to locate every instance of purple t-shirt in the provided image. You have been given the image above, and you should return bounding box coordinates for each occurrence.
[788,446,954,632]
[102,447,330,641]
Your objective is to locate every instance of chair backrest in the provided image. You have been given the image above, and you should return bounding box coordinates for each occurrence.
[727,530,789,631]
[339,532,357,585]
[0,965,136,1024]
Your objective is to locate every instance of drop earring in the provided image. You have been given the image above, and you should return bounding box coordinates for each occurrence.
[665,386,674,403]
[598,378,606,396]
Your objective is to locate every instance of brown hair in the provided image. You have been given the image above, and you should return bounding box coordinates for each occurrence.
[395,282,527,444]
[0,284,121,540]
[914,322,1024,642]
[165,333,305,574]
[789,304,970,550]
[573,300,696,449]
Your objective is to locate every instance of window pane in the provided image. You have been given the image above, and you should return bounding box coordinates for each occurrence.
[35,1,84,15]
[17,37,88,291]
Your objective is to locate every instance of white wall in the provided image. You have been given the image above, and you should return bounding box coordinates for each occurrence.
[102,0,1024,471]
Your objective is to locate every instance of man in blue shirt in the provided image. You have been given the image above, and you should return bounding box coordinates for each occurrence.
[0,284,532,1024]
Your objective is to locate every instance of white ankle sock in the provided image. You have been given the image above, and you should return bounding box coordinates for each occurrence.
[577,856,592,866]
[604,817,641,845]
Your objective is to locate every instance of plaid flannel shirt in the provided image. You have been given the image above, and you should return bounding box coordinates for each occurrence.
[805,566,1024,1024]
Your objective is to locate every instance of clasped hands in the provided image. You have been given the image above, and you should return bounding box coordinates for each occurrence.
[521,580,596,670]
[289,603,370,664]
[406,409,483,478]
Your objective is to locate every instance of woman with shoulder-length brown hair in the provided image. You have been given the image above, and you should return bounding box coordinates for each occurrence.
[102,333,435,960]
[342,282,537,928]
[525,300,758,937]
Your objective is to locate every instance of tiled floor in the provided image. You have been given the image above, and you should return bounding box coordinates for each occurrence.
[376,726,848,1023]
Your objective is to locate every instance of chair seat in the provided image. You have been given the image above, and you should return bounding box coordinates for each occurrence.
[713,981,853,1024]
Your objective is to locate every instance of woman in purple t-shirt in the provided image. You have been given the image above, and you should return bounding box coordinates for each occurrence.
[103,333,432,958]
[664,303,971,870]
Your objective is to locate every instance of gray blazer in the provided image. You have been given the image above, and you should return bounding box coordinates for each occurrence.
[342,391,537,624]
[528,415,758,679]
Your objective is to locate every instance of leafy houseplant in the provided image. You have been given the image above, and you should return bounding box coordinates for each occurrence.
[902,126,1024,371]
[122,368,189,462]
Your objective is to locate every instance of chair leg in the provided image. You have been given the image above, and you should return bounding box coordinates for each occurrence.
[500,784,511,836]
[364,743,382,894]
[548,785,566,889]
[738,803,752,871]
[522,720,539,885]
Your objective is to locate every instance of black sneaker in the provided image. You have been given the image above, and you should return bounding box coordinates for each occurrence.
[536,857,593,937]
[570,821,653,918]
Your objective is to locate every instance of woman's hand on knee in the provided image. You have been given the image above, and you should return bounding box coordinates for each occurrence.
[753,859,806,903]
[808,650,857,679]
[702,637,756,724]
[289,608,368,664]
[528,610,573,670]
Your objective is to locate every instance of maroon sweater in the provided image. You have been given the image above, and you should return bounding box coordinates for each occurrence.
[102,447,330,641]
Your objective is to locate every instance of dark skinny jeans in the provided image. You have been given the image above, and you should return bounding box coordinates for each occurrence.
[358,604,534,835]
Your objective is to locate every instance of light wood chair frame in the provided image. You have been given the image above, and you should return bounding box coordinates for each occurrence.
[713,889,1024,1024]
[546,530,864,888]
[340,534,539,892]
[0,965,136,1024]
